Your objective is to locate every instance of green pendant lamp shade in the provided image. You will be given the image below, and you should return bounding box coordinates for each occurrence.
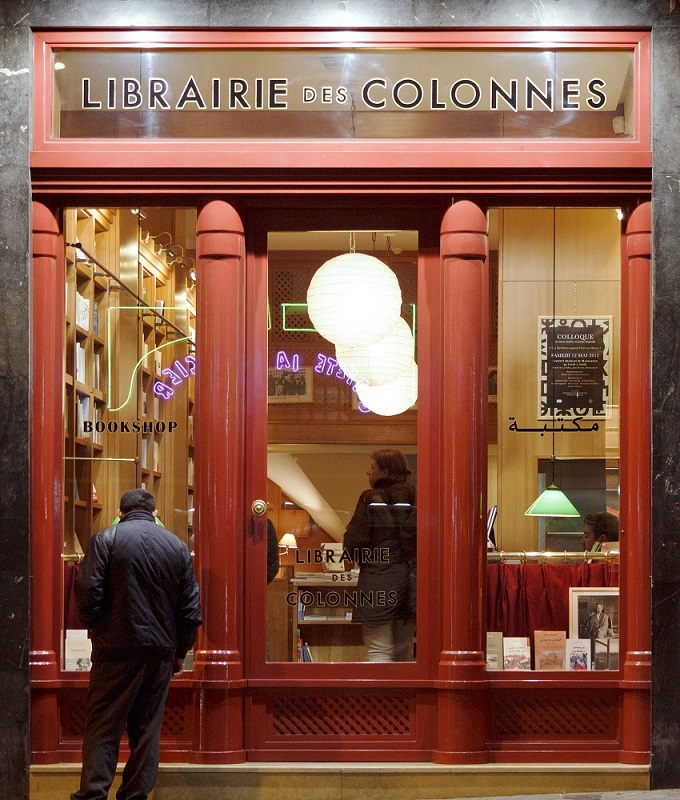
[524,484,580,517]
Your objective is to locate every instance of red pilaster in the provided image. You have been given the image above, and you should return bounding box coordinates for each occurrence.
[190,201,247,763]
[620,201,652,763]
[434,200,490,764]
[30,202,64,763]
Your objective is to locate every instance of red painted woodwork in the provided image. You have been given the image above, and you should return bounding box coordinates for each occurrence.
[434,200,490,764]
[30,202,65,763]
[30,29,651,173]
[27,28,653,770]
[619,202,652,764]
[191,200,247,763]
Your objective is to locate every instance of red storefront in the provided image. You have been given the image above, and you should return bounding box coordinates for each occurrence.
[30,27,652,792]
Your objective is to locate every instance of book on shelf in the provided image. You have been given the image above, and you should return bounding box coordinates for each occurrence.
[593,637,619,670]
[141,438,148,469]
[93,301,99,335]
[534,630,566,670]
[92,484,99,503]
[502,636,531,670]
[77,395,90,438]
[75,341,87,383]
[64,629,92,671]
[566,638,592,670]
[486,631,503,670]
[300,642,314,662]
[93,352,101,390]
[75,292,90,330]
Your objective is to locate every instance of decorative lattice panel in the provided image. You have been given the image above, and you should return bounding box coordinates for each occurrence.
[492,694,613,737]
[272,268,315,343]
[60,690,88,736]
[161,695,189,738]
[58,688,190,739]
[271,693,412,737]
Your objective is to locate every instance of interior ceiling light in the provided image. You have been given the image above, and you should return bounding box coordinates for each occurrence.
[335,316,414,387]
[356,360,418,417]
[306,249,402,349]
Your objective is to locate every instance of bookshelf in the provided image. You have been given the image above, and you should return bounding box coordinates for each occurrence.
[291,575,364,662]
[62,206,196,667]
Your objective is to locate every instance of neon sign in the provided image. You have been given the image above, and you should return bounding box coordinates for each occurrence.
[153,354,196,399]
[273,350,370,413]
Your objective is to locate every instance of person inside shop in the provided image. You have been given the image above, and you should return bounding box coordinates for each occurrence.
[71,488,202,800]
[267,518,280,585]
[344,448,416,662]
[581,510,620,553]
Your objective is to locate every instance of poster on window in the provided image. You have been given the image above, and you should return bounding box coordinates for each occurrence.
[538,316,611,420]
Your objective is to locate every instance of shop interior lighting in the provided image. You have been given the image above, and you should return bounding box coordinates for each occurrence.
[525,209,580,518]
[278,532,298,552]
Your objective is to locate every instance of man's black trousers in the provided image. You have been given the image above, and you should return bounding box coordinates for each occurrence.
[71,656,174,800]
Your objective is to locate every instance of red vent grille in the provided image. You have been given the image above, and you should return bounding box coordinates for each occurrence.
[493,694,613,736]
[161,696,189,737]
[272,694,412,737]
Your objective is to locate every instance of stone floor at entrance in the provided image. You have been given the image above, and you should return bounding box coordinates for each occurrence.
[30,762,649,800]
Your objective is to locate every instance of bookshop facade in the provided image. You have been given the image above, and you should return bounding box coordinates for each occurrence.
[8,7,678,800]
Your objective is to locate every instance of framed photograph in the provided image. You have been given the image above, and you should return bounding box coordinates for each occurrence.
[569,586,619,670]
[267,367,313,404]
[488,367,498,402]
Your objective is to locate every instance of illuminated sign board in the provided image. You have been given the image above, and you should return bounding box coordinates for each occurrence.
[53,48,635,140]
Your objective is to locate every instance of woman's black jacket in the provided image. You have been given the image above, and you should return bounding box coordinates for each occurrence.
[343,476,416,624]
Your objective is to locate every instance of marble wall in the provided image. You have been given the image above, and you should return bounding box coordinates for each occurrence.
[1,0,679,797]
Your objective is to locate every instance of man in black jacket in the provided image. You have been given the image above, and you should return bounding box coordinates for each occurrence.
[71,488,202,800]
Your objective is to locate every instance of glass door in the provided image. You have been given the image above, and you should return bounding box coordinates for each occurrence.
[246,204,443,673]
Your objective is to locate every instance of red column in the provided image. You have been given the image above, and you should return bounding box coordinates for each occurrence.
[434,200,490,764]
[620,201,652,763]
[190,201,247,763]
[30,202,64,763]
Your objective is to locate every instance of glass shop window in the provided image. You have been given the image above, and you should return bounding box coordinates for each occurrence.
[265,230,418,664]
[485,207,621,673]
[62,206,196,671]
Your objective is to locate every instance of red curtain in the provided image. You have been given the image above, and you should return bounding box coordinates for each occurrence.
[487,562,618,638]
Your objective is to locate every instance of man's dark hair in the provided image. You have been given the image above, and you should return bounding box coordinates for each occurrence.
[120,488,155,514]
[583,511,619,542]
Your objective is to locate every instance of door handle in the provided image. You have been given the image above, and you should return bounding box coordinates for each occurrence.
[251,499,267,516]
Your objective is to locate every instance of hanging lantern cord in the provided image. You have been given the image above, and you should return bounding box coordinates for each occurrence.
[550,208,557,484]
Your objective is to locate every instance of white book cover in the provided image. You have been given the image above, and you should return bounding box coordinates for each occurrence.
[65,636,92,671]
[503,636,531,671]
[566,638,592,670]
[76,293,90,330]
[75,341,87,383]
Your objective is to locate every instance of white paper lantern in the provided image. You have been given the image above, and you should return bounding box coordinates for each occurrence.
[336,317,414,387]
[356,360,418,416]
[306,252,402,348]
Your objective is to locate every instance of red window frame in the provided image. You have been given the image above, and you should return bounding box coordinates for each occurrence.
[32,28,651,172]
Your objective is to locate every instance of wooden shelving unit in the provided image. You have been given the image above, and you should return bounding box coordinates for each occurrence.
[62,206,196,667]
[291,576,364,662]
